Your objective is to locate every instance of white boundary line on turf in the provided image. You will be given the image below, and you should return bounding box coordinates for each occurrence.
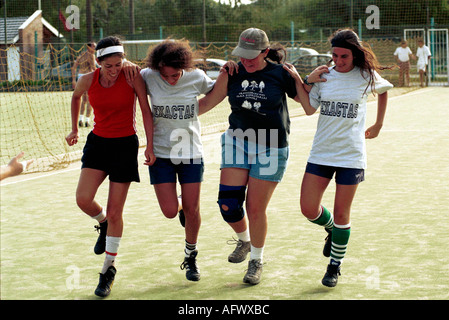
[0,166,80,186]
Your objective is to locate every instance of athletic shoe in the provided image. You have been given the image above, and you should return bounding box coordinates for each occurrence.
[178,209,185,228]
[78,120,83,127]
[227,238,251,263]
[94,220,107,255]
[322,263,341,287]
[323,229,332,257]
[94,265,116,298]
[243,259,263,285]
[180,250,200,281]
[85,121,90,127]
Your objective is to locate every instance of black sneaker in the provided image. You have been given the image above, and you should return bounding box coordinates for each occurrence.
[94,220,107,255]
[94,265,116,298]
[323,228,332,257]
[180,250,200,281]
[178,209,185,228]
[322,263,341,287]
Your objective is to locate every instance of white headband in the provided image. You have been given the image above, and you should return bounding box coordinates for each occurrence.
[96,45,124,58]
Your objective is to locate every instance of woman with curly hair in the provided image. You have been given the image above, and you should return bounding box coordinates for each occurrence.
[285,28,393,287]
[140,39,215,282]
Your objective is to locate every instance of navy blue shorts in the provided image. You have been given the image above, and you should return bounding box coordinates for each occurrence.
[305,162,365,185]
[81,132,140,183]
[149,158,204,185]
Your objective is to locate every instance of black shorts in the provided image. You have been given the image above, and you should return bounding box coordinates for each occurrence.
[305,162,365,185]
[81,132,140,183]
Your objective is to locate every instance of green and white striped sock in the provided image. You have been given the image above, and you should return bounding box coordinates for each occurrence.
[330,223,351,265]
[308,205,334,231]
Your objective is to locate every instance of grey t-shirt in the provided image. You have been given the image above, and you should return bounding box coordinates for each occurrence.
[141,68,214,160]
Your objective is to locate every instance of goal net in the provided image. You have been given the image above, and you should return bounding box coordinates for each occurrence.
[1,0,448,173]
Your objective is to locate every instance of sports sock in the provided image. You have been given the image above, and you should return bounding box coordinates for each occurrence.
[185,240,197,257]
[177,195,182,212]
[330,223,351,265]
[308,205,333,231]
[236,229,250,242]
[250,244,264,262]
[92,208,106,223]
[102,236,121,273]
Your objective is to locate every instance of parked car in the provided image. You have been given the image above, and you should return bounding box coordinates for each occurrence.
[194,58,227,79]
[51,62,72,80]
[291,54,334,75]
[286,47,319,62]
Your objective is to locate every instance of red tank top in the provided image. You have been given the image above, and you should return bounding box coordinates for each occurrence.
[88,68,136,138]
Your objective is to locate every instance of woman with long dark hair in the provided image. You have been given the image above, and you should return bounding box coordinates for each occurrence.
[285,28,393,287]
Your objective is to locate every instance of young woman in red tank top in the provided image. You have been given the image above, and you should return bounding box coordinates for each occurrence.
[65,36,155,298]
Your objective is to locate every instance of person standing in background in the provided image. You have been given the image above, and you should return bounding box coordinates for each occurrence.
[393,40,413,87]
[416,38,432,87]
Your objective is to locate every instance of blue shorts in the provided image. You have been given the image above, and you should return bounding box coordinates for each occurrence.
[305,162,365,185]
[220,131,289,182]
[149,158,204,185]
[81,132,140,183]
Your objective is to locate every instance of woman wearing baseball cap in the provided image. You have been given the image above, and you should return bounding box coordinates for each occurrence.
[199,28,304,285]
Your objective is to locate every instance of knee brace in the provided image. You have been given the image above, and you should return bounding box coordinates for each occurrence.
[217,184,246,223]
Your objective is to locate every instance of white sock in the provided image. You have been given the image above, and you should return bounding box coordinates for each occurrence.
[79,115,84,122]
[177,195,182,211]
[250,244,264,262]
[185,240,197,257]
[102,236,120,273]
[92,208,106,223]
[236,229,250,242]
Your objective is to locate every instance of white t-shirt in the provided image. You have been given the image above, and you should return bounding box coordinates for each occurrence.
[308,66,393,169]
[394,46,412,62]
[140,68,215,160]
[416,45,431,70]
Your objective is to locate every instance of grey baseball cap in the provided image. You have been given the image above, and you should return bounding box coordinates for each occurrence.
[232,28,270,59]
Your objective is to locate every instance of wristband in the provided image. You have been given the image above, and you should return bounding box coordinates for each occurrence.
[20,160,28,171]
[303,75,312,86]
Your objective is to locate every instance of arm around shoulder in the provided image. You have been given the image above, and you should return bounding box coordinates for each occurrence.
[132,73,156,166]
[198,71,228,115]
[283,63,317,116]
